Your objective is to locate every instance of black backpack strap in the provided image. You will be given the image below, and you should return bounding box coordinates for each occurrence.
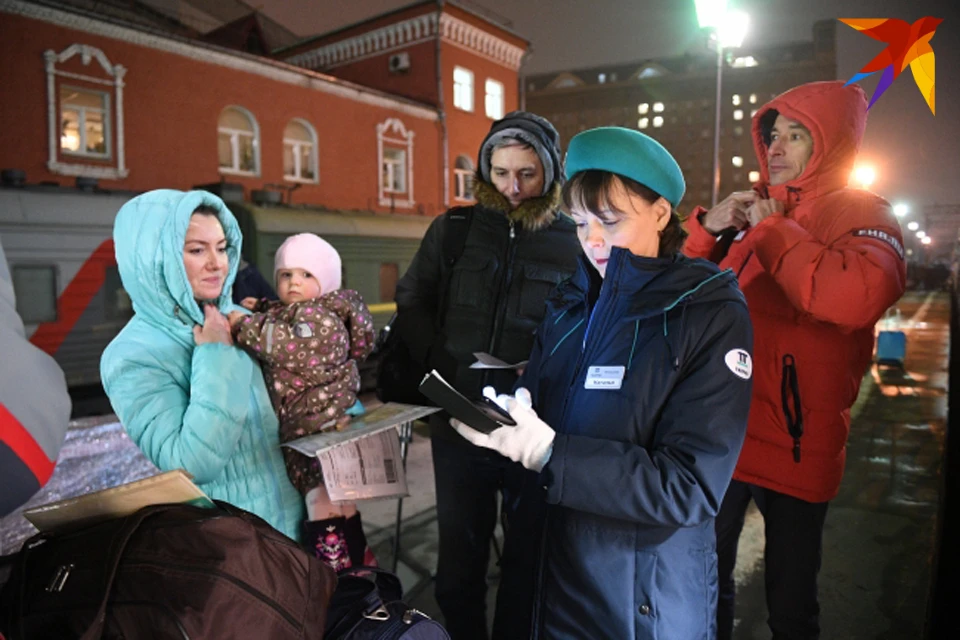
[435,208,473,323]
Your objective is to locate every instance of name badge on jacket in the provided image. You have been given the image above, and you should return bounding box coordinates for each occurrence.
[584,365,625,390]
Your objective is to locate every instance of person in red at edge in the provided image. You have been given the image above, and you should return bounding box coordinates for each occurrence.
[684,80,906,639]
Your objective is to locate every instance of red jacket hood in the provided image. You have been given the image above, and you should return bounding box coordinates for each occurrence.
[752,81,868,210]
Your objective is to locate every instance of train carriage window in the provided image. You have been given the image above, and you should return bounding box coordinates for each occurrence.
[103,266,133,322]
[12,265,58,324]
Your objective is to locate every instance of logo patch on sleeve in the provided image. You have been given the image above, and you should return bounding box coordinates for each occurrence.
[294,322,315,338]
[853,229,905,260]
[725,349,752,380]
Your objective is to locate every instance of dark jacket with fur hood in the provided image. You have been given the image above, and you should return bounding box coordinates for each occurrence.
[394,177,580,429]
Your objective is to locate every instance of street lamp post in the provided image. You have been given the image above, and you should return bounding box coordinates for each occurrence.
[696,1,749,207]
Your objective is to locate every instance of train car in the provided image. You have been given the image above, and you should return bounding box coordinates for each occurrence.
[0,185,136,391]
[1,184,433,395]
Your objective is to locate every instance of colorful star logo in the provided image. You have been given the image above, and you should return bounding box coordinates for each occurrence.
[840,17,941,115]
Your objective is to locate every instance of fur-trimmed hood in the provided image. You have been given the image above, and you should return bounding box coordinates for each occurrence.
[472,176,563,233]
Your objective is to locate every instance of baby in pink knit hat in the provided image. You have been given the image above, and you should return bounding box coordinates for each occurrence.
[229,233,377,570]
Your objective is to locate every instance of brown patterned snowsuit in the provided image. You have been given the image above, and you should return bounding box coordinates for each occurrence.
[234,290,375,494]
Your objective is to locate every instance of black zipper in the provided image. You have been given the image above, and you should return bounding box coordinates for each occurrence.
[483,219,518,388]
[780,353,804,462]
[108,600,191,639]
[122,559,301,629]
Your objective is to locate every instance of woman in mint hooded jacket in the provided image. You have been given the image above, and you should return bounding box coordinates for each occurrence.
[100,189,303,540]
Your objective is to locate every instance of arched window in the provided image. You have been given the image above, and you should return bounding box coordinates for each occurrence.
[283,119,318,182]
[454,155,474,201]
[218,106,259,175]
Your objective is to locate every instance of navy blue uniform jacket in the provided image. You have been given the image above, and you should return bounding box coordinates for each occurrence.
[519,247,753,639]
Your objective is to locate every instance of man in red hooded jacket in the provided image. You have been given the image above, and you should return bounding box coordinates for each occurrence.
[684,81,906,639]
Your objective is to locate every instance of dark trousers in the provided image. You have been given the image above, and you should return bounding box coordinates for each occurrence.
[716,479,830,640]
[431,429,507,640]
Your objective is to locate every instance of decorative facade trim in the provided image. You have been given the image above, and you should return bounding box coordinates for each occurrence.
[45,43,129,179]
[1,0,437,121]
[286,12,525,71]
[376,117,415,209]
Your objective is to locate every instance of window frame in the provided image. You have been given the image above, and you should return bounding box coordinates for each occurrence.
[376,117,415,208]
[45,44,128,180]
[453,155,475,201]
[453,66,475,112]
[484,78,504,120]
[12,264,59,325]
[60,85,112,160]
[218,106,261,177]
[282,118,319,183]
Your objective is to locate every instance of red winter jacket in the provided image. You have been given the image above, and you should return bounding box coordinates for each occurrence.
[684,81,906,502]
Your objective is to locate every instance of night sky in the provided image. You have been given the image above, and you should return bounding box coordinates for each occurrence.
[260,0,958,214]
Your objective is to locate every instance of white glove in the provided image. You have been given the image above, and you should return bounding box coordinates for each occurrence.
[481,385,532,412]
[452,387,555,472]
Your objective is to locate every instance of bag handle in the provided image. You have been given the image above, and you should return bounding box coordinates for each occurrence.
[62,504,190,640]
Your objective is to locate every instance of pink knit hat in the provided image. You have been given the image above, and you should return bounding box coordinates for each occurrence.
[273,233,342,295]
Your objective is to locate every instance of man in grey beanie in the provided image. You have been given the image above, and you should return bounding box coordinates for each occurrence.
[393,112,580,639]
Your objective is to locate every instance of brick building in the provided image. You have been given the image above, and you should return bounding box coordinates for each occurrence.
[0,0,527,216]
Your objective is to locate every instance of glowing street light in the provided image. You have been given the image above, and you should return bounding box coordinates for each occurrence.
[696,0,749,207]
[852,165,876,189]
[916,230,926,239]
[893,203,909,217]
[907,221,920,231]
[921,236,933,245]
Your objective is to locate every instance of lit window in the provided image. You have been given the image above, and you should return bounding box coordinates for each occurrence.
[453,66,474,112]
[382,148,406,193]
[751,109,758,117]
[733,110,744,121]
[485,79,504,119]
[454,155,474,200]
[732,56,758,68]
[732,156,744,167]
[749,93,758,104]
[638,117,649,129]
[653,102,665,113]
[732,94,741,106]
[733,126,744,136]
[609,72,617,81]
[60,87,109,158]
[653,116,663,128]
[598,73,606,83]
[749,170,760,182]
[218,106,259,175]
[283,119,317,182]
[12,265,58,324]
[638,103,649,114]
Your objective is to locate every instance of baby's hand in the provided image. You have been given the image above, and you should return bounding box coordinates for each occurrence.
[240,297,258,311]
[227,310,246,329]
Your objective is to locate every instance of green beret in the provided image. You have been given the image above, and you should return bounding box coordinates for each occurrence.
[564,127,686,207]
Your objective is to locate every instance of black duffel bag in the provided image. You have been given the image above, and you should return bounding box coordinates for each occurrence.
[0,500,337,639]
[324,567,450,640]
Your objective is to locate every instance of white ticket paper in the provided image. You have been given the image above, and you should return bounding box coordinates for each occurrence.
[318,427,409,503]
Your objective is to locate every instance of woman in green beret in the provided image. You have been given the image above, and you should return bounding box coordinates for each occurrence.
[454,126,755,638]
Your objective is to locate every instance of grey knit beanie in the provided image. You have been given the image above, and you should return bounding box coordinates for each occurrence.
[478,111,562,196]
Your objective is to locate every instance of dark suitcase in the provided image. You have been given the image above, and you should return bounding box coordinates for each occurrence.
[0,500,337,639]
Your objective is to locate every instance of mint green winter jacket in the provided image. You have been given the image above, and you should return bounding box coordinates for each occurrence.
[100,190,304,540]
